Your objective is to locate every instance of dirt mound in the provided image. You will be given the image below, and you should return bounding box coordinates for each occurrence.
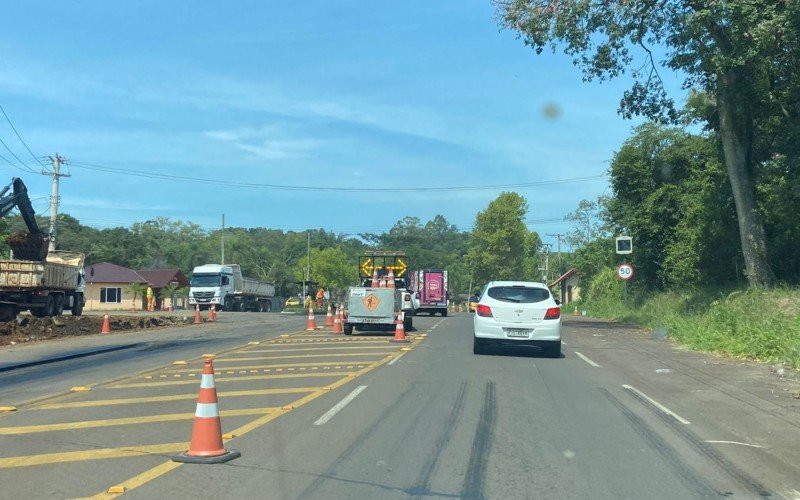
[6,231,48,261]
[0,315,193,346]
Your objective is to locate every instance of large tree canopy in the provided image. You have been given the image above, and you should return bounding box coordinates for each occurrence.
[495,0,800,287]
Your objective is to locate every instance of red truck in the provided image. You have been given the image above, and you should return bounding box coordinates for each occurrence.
[411,269,448,316]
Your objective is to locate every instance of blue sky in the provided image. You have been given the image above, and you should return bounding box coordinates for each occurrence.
[0,1,684,249]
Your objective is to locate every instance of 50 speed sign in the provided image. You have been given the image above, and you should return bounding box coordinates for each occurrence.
[616,263,635,281]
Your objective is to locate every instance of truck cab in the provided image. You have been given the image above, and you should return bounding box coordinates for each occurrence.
[189,264,235,311]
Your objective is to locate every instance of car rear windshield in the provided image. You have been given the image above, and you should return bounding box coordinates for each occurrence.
[487,286,550,303]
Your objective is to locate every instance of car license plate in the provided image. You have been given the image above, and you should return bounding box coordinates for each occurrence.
[505,328,531,338]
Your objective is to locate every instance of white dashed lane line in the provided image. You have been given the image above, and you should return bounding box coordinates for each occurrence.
[574,351,601,367]
[313,386,368,426]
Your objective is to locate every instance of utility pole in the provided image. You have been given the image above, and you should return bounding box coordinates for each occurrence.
[547,233,564,275]
[539,244,552,283]
[44,154,70,252]
[303,231,310,302]
[221,214,225,264]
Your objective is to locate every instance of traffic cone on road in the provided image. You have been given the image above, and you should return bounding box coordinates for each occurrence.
[387,270,395,288]
[573,306,579,316]
[333,308,343,334]
[325,304,334,327]
[208,307,216,322]
[173,357,241,464]
[100,314,111,334]
[306,306,318,331]
[372,269,379,288]
[194,305,202,325]
[390,312,410,343]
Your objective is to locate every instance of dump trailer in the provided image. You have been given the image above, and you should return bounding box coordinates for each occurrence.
[0,177,85,321]
[0,251,85,321]
[189,264,276,312]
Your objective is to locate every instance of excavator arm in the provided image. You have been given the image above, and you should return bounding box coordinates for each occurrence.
[0,178,42,234]
[0,177,47,260]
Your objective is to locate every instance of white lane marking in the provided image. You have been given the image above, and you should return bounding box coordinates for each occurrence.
[313,386,367,426]
[704,440,763,449]
[388,353,404,366]
[561,340,567,346]
[574,351,601,367]
[781,489,800,500]
[623,384,691,425]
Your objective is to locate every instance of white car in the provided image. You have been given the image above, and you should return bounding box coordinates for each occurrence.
[473,281,562,357]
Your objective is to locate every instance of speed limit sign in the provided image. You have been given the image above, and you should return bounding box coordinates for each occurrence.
[617,263,634,281]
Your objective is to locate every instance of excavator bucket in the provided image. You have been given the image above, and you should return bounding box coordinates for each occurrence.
[6,232,49,261]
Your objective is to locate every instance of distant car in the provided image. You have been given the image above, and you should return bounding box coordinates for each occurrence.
[468,295,479,312]
[473,281,561,357]
[285,297,301,307]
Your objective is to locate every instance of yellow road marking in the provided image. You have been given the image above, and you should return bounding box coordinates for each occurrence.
[36,387,319,410]
[109,372,355,389]
[167,361,361,373]
[243,345,401,353]
[216,352,396,362]
[0,408,278,435]
[88,348,411,498]
[0,442,189,469]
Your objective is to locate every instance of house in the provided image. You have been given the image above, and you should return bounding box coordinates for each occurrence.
[136,268,190,310]
[84,263,148,311]
[550,268,581,305]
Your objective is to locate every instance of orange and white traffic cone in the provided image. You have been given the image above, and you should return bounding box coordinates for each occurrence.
[372,269,379,288]
[387,270,395,288]
[306,306,318,331]
[173,357,241,464]
[100,314,111,334]
[325,304,334,327]
[208,307,216,322]
[390,312,410,343]
[194,305,202,325]
[333,307,343,334]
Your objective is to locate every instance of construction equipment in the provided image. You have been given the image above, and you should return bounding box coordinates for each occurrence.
[189,264,275,312]
[0,178,85,321]
[346,251,413,334]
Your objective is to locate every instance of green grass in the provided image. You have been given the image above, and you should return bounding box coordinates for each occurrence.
[575,287,800,369]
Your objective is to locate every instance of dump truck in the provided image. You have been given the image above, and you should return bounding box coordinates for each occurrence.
[0,178,85,321]
[189,263,276,312]
[345,251,412,334]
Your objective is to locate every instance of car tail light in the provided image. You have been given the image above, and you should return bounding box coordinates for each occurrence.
[476,304,493,317]
[544,307,561,320]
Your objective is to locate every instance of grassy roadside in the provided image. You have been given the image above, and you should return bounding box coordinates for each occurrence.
[575,287,800,369]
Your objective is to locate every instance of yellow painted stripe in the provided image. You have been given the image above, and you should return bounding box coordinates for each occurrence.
[0,407,278,435]
[87,349,411,499]
[243,345,401,353]
[168,362,359,373]
[0,442,188,469]
[36,387,318,410]
[216,352,394,362]
[109,372,355,389]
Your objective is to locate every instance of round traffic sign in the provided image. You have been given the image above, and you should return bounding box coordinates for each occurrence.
[616,263,634,281]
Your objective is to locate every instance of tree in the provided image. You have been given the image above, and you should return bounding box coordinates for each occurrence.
[293,247,356,291]
[467,192,530,284]
[494,0,800,287]
[125,283,147,310]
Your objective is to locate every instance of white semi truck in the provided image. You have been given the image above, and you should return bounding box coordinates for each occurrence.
[189,264,276,312]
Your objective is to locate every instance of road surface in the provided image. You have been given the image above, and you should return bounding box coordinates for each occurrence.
[0,312,798,499]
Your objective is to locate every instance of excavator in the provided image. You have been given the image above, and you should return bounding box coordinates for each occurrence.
[0,177,49,261]
[0,178,85,321]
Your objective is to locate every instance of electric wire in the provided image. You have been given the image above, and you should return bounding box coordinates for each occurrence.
[69,161,606,193]
[0,137,38,174]
[0,103,49,171]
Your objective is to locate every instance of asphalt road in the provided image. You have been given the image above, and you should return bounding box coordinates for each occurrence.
[0,312,798,499]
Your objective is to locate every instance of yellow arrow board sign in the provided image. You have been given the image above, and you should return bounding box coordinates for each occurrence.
[359,256,408,277]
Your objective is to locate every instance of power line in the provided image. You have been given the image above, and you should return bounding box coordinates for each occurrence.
[0,151,36,174]
[69,161,606,193]
[0,103,49,172]
[0,136,37,174]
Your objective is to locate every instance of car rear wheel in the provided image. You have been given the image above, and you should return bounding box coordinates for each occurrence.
[343,323,353,335]
[546,344,561,358]
[441,309,448,317]
[473,338,484,355]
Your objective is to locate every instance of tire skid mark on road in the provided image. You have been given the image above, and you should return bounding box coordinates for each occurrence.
[598,388,719,497]
[624,387,772,497]
[409,381,468,498]
[461,381,497,500]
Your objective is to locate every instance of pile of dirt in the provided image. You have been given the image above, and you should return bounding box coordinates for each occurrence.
[6,231,48,261]
[0,315,193,346]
